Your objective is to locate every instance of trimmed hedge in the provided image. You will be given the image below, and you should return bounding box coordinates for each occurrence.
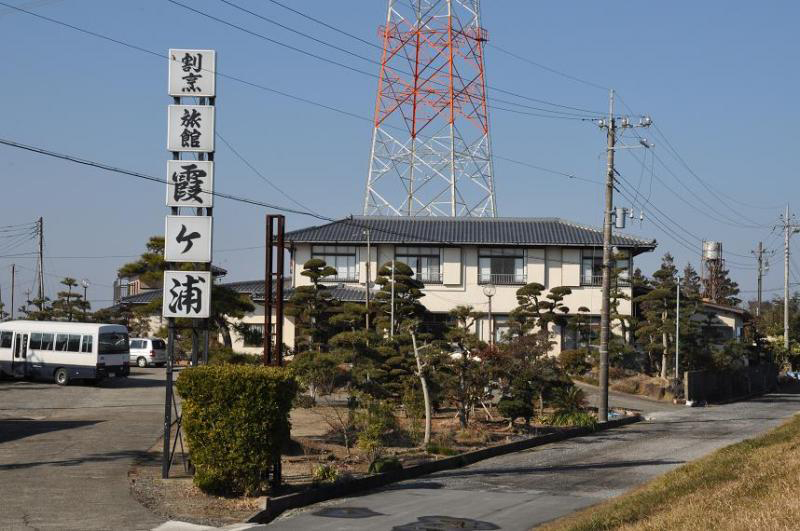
[175,365,297,496]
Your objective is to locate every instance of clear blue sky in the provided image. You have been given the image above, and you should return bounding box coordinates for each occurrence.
[1,0,797,308]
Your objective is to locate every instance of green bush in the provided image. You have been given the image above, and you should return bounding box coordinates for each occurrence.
[368,456,403,474]
[175,365,297,496]
[549,411,597,429]
[311,463,340,484]
[207,347,260,366]
[353,394,399,460]
[558,348,592,375]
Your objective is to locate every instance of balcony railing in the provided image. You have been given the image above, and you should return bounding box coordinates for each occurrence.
[478,273,527,285]
[581,275,631,287]
[418,272,443,284]
[326,275,359,283]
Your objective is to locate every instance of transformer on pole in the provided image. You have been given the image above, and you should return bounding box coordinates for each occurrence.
[364,0,496,217]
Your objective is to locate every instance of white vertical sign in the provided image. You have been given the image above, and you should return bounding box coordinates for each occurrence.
[165,216,213,263]
[167,105,215,152]
[162,271,211,318]
[167,160,214,207]
[169,49,216,97]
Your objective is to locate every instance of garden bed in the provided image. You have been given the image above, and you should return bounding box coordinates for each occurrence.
[130,399,615,526]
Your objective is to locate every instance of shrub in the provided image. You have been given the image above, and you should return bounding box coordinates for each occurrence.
[559,348,592,375]
[402,385,425,442]
[293,394,316,408]
[425,442,460,456]
[549,411,597,429]
[550,385,586,414]
[368,456,403,474]
[311,463,340,484]
[498,395,534,427]
[208,347,260,366]
[175,365,297,496]
[353,394,399,461]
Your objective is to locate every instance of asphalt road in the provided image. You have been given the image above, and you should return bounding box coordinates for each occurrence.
[0,368,167,530]
[267,390,800,531]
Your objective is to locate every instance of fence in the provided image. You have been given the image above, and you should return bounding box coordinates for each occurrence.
[684,363,778,404]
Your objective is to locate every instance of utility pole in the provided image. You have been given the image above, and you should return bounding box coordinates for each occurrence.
[675,276,680,380]
[10,264,15,320]
[596,90,651,422]
[756,241,763,318]
[780,205,800,351]
[597,90,616,423]
[37,217,44,310]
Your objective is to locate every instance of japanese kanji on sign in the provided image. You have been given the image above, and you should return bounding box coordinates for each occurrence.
[166,160,214,207]
[168,49,216,97]
[162,271,211,318]
[167,104,215,152]
[164,215,213,263]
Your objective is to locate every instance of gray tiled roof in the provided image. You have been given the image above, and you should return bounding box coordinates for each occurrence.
[285,216,656,252]
[118,280,366,306]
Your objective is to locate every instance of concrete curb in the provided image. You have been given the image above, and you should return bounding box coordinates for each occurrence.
[246,414,641,524]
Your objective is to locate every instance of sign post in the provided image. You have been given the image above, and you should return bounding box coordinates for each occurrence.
[163,49,216,479]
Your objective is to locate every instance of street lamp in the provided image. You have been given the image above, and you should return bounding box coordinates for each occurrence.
[81,279,90,321]
[482,284,496,347]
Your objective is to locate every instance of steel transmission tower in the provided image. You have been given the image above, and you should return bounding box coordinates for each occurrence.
[364,0,496,217]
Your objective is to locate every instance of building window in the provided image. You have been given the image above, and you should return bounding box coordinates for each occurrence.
[581,249,630,286]
[562,315,601,350]
[395,246,442,283]
[241,323,265,347]
[478,248,525,285]
[311,245,358,282]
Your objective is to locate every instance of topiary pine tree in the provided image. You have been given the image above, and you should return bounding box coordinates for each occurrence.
[285,258,339,353]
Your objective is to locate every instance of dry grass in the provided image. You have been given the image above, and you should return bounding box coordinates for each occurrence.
[538,414,800,531]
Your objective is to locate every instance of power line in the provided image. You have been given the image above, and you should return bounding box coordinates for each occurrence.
[0,137,327,219]
[257,0,608,117]
[173,0,601,120]
[616,92,776,223]
[487,43,610,92]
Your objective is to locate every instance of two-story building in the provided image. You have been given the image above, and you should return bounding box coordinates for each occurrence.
[283,216,657,354]
[111,216,657,357]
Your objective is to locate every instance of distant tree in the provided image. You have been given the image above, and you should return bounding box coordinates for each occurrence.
[636,253,678,379]
[372,261,427,337]
[50,277,88,322]
[702,261,741,306]
[285,258,339,353]
[445,305,487,428]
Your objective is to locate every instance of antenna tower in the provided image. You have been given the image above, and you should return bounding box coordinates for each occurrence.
[364,0,496,217]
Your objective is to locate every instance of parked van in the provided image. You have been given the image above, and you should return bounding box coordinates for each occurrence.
[129,338,167,367]
[0,321,130,385]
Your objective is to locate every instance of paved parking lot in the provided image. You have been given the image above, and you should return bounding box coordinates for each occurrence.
[0,368,167,530]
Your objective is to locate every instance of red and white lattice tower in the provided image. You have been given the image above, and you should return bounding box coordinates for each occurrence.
[363,0,496,217]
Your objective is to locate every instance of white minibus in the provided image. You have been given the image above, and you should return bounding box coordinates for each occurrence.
[0,321,130,385]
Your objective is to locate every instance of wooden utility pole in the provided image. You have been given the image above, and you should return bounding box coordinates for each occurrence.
[10,264,15,320]
[780,206,800,351]
[37,217,44,310]
[598,89,616,423]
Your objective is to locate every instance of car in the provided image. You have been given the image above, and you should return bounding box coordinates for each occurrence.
[129,338,167,368]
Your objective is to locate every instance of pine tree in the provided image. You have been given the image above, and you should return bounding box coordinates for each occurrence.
[445,305,487,428]
[285,258,339,353]
[635,254,678,379]
[51,277,86,322]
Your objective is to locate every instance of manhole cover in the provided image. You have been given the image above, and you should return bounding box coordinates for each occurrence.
[312,507,384,519]
[392,515,500,530]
